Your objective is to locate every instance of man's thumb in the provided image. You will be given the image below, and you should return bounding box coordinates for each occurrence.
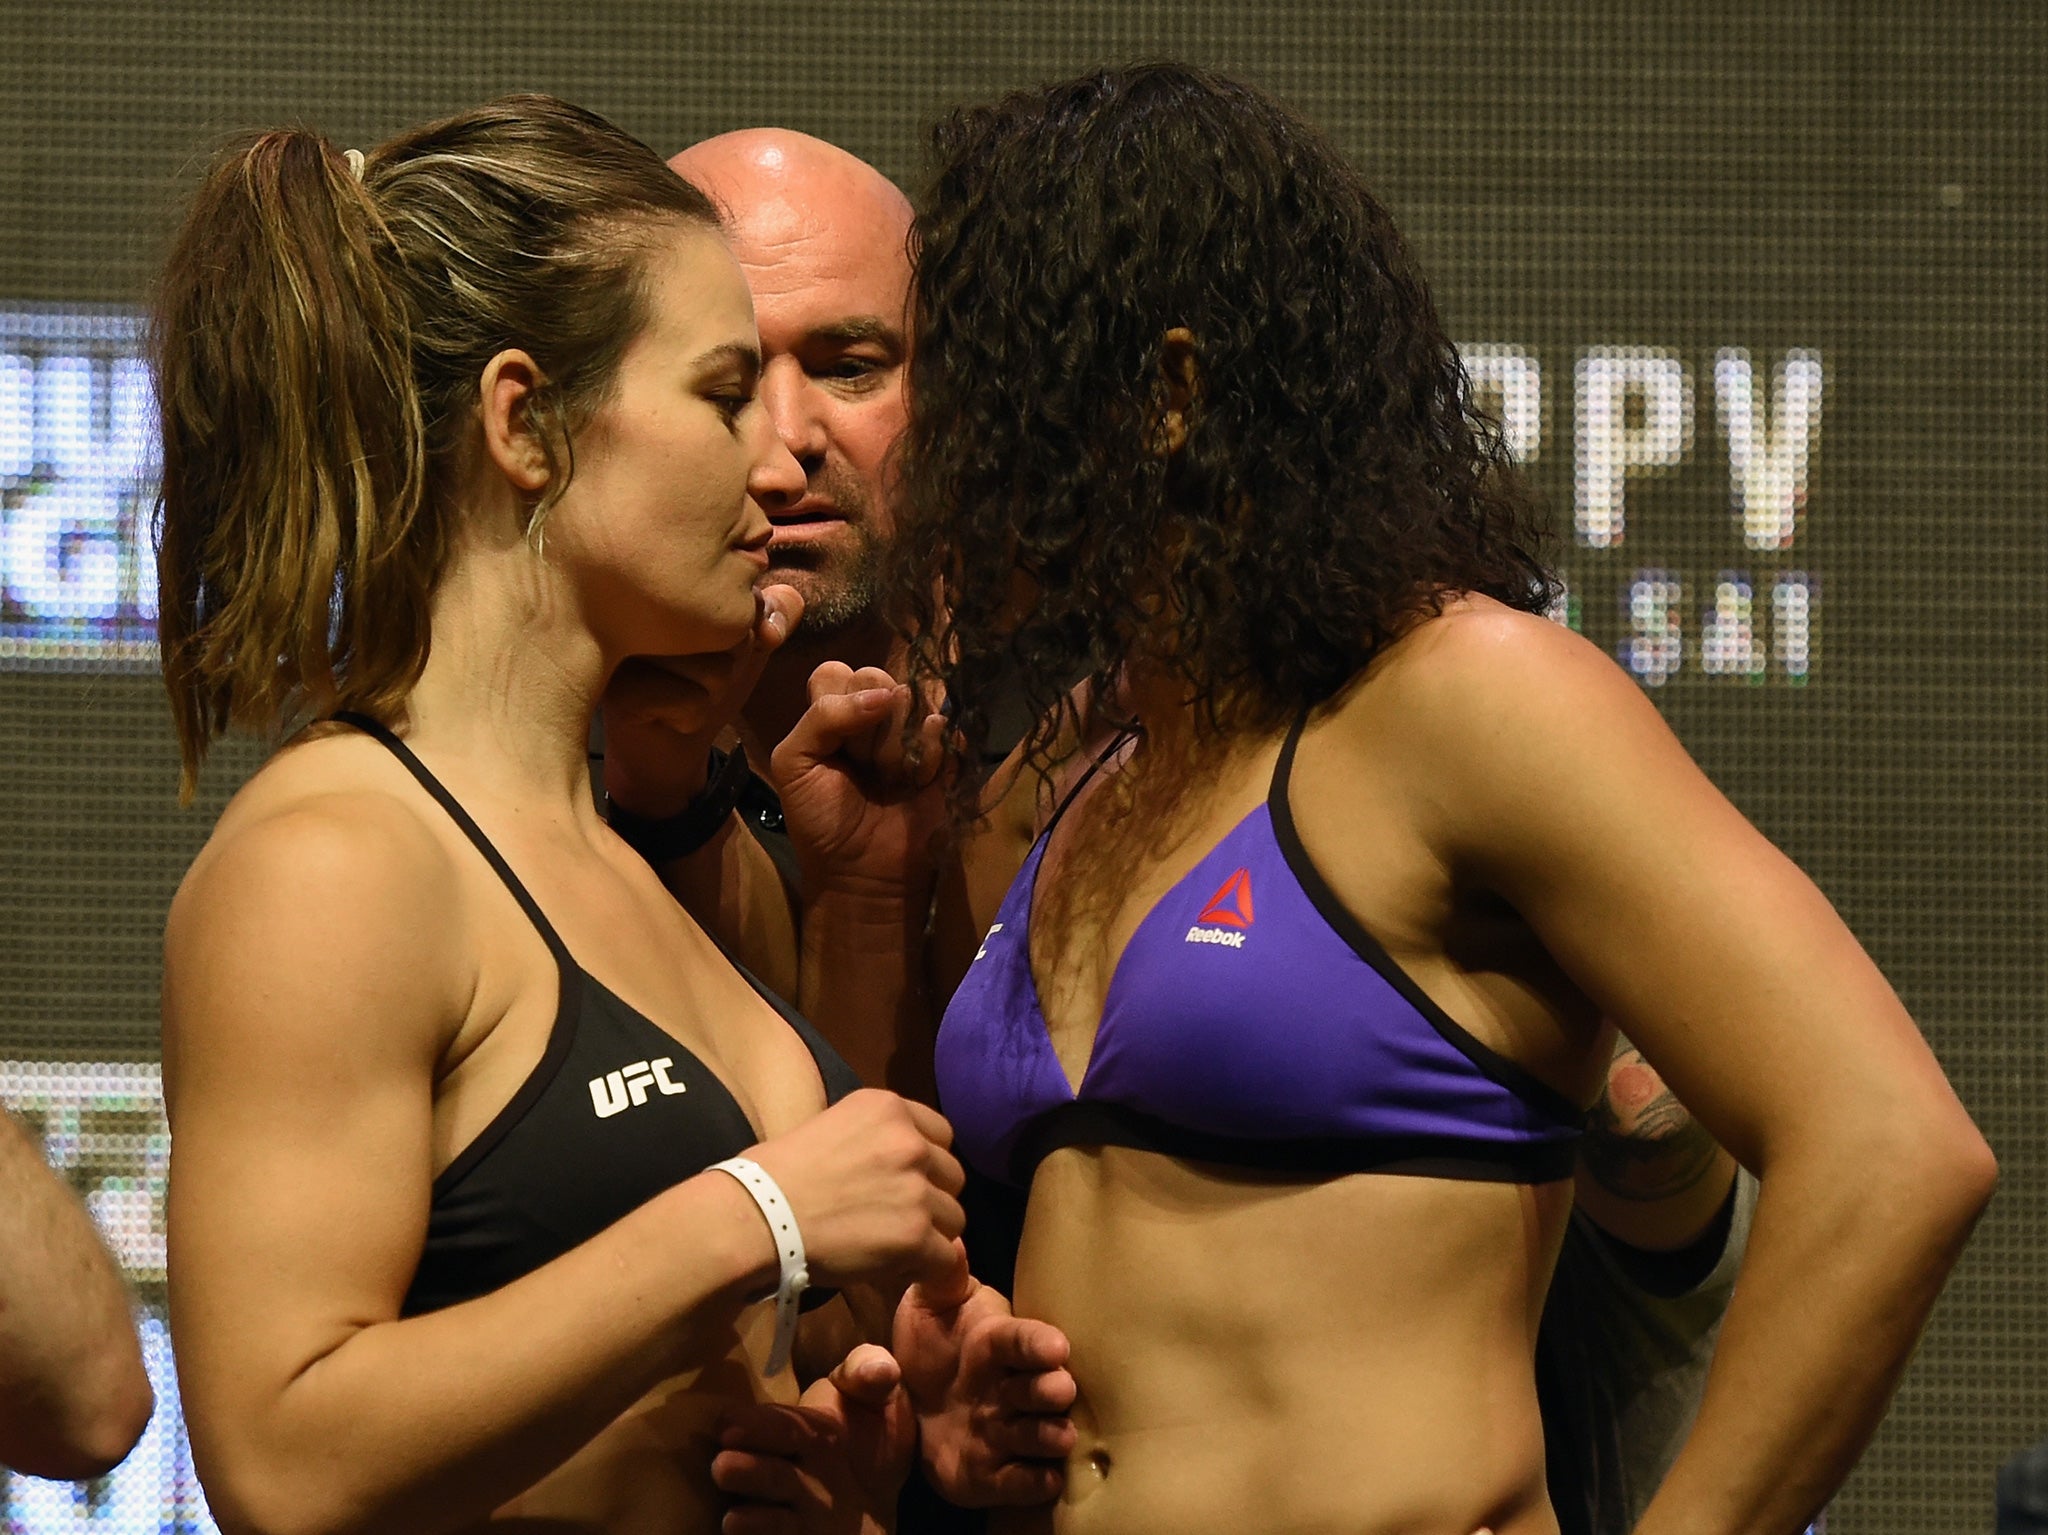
[825,1343,902,1411]
[759,583,804,644]
[915,1238,976,1314]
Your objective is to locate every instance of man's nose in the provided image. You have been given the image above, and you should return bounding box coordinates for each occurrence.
[758,356,828,470]
[747,411,806,512]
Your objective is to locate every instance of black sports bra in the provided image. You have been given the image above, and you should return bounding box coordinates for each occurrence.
[332,715,861,1317]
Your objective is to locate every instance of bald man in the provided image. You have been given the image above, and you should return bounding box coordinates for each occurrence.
[600,132,1018,1535]
[600,131,935,1095]
[673,130,913,756]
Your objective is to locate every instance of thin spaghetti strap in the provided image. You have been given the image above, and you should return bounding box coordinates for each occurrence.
[1266,707,1312,807]
[1040,726,1140,841]
[333,712,572,963]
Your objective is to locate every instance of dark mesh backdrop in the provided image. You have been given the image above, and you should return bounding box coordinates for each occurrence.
[0,2,2040,1529]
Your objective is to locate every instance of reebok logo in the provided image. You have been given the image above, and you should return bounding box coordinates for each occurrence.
[1186,868,1254,947]
[1195,868,1254,927]
[589,1057,687,1119]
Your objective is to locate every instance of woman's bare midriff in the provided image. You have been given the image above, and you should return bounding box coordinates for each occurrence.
[472,1305,793,1532]
[994,1147,1572,1535]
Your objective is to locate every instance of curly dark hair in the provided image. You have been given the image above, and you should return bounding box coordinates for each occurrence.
[894,62,1557,818]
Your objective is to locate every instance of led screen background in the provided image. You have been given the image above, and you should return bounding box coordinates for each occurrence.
[0,1,2042,1528]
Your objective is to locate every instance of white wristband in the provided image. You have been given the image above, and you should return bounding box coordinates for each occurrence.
[712,1156,808,1377]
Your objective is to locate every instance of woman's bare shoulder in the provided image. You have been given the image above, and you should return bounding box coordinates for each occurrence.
[1324,594,1652,752]
[185,730,453,898]
[166,731,474,1063]
[1377,592,1605,686]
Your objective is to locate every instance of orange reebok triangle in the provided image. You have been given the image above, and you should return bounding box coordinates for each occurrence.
[1196,867,1254,928]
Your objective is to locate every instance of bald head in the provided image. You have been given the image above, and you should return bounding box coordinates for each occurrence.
[672,129,912,249]
[667,130,912,639]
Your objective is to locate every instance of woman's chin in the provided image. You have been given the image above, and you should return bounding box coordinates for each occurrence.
[625,588,758,660]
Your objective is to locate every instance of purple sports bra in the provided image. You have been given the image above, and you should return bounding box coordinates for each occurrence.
[934,713,1585,1189]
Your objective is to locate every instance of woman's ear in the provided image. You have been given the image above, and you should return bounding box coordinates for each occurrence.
[478,349,552,495]
[1154,326,1199,456]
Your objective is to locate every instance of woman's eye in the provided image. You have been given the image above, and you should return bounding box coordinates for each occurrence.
[710,391,752,423]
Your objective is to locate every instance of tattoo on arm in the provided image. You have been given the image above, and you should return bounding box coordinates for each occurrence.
[1580,1046,1722,1203]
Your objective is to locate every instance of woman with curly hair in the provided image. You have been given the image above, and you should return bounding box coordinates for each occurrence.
[153,94,969,1533]
[893,63,1995,1535]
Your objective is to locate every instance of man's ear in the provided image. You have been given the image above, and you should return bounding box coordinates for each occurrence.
[478,349,552,495]
[1154,326,1199,456]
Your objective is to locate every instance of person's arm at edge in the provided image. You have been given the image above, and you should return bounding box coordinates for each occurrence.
[1380,604,1995,1535]
[0,1107,153,1480]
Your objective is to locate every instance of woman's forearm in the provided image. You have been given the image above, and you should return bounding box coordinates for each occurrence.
[191,1171,777,1535]
[1632,1112,1995,1535]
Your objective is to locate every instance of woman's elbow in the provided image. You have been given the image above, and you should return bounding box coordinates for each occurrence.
[1927,1118,1999,1229]
[1878,1101,1998,1247]
[194,1439,376,1535]
[1778,1091,1998,1251]
[204,1481,362,1535]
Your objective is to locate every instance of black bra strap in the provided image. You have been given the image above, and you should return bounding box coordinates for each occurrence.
[1266,707,1313,805]
[1039,726,1141,843]
[332,712,572,964]
[1261,705,1586,1130]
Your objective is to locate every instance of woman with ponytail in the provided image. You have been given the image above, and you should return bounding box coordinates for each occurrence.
[154,95,968,1534]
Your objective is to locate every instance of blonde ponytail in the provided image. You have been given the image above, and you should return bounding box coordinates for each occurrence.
[151,96,715,798]
[153,132,429,800]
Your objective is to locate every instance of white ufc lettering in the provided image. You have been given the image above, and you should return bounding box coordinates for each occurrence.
[588,1057,688,1119]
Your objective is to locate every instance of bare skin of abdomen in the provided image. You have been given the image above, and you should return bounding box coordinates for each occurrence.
[471,1307,792,1532]
[995,1148,1572,1535]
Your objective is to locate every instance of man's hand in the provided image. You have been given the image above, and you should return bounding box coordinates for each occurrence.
[602,585,803,818]
[777,664,953,1096]
[711,1344,913,1535]
[771,663,948,901]
[770,663,950,900]
[893,1243,1076,1508]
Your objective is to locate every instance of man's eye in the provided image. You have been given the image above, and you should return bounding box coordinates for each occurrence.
[819,356,885,382]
